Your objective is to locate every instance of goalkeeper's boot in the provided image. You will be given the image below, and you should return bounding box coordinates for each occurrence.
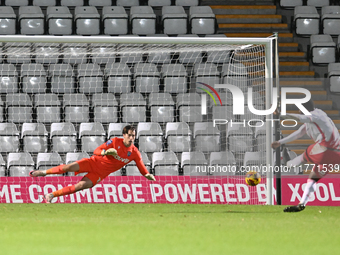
[42,193,54,204]
[29,170,46,177]
[283,203,305,212]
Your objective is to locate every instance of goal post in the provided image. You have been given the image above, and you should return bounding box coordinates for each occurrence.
[0,35,278,205]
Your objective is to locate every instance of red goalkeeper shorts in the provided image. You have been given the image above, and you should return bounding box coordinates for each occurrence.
[76,157,111,186]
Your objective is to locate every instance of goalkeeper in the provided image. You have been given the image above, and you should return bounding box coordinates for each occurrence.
[30,125,156,203]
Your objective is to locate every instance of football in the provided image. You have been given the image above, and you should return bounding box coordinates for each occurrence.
[245,171,261,186]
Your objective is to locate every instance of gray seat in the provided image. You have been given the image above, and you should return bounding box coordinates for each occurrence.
[63,94,90,123]
[0,64,18,93]
[227,122,253,153]
[126,152,150,176]
[0,98,4,122]
[51,122,77,153]
[137,122,163,153]
[36,153,63,171]
[117,0,139,7]
[153,152,179,176]
[148,93,175,122]
[209,151,236,176]
[280,0,302,8]
[0,123,19,153]
[310,35,336,64]
[61,0,84,6]
[147,34,171,64]
[130,6,156,35]
[205,34,230,63]
[194,122,220,152]
[134,63,160,93]
[35,93,61,123]
[221,63,248,92]
[77,63,103,93]
[181,151,207,176]
[120,93,146,123]
[19,6,44,35]
[6,93,33,123]
[307,0,329,7]
[243,151,266,174]
[194,63,220,92]
[62,43,88,64]
[328,63,340,93]
[176,93,202,122]
[6,43,31,64]
[47,6,73,35]
[189,6,215,35]
[21,123,48,153]
[0,155,6,176]
[177,35,202,64]
[79,122,106,153]
[254,122,266,151]
[212,104,234,122]
[21,63,46,93]
[165,122,192,152]
[34,42,60,64]
[148,0,171,6]
[176,0,198,6]
[0,7,16,34]
[294,6,320,35]
[162,6,187,35]
[33,0,56,6]
[7,152,34,177]
[161,64,187,93]
[89,0,112,6]
[48,64,75,93]
[92,93,118,123]
[75,6,100,35]
[105,63,131,93]
[90,42,117,64]
[5,0,29,6]
[321,6,340,35]
[117,36,143,63]
[102,6,128,35]
[108,123,130,139]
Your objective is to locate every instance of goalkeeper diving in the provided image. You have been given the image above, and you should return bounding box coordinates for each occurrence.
[272,100,340,212]
[30,125,156,203]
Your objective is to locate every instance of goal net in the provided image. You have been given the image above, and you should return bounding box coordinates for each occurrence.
[0,35,277,205]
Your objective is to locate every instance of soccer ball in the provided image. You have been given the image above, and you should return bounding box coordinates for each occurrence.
[245,171,261,186]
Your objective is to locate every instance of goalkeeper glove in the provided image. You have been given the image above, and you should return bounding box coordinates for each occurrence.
[101,148,118,156]
[144,173,156,181]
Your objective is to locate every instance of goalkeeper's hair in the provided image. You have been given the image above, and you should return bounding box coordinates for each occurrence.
[302,100,315,112]
[123,125,136,135]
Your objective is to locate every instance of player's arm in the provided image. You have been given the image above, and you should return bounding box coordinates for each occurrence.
[134,151,156,181]
[93,138,118,156]
[271,124,307,149]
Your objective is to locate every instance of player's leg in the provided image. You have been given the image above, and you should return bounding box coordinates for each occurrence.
[30,162,80,177]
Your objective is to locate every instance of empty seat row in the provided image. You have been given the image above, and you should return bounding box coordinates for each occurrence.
[281,0,330,8]
[0,6,215,35]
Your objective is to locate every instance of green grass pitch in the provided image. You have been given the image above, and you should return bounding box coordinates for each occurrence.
[0,204,339,255]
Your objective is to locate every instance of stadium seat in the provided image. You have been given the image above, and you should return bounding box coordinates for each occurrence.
[321,6,340,35]
[189,6,215,35]
[34,42,60,64]
[209,151,236,176]
[162,6,187,35]
[66,152,89,176]
[161,64,188,93]
[0,64,18,93]
[280,0,302,8]
[307,0,329,7]
[126,151,150,176]
[176,0,198,6]
[79,122,106,153]
[243,151,266,174]
[117,35,143,63]
[137,122,163,153]
[102,6,128,35]
[21,63,46,93]
[148,0,171,6]
[194,63,220,92]
[227,122,253,153]
[50,122,77,153]
[165,122,192,152]
[47,6,73,35]
[134,63,160,93]
[36,153,63,172]
[105,63,131,93]
[107,123,130,139]
[205,34,230,63]
[22,123,48,153]
[176,93,202,122]
[77,63,103,93]
[89,0,112,6]
[7,152,34,177]
[294,6,320,36]
[63,94,90,123]
[48,64,75,93]
[117,0,139,7]
[147,35,171,64]
[33,0,57,6]
[221,63,248,92]
[120,93,146,123]
[329,63,340,93]
[177,35,202,64]
[181,151,208,176]
[212,105,234,122]
[35,93,61,123]
[5,0,29,6]
[0,123,20,153]
[75,6,100,35]
[254,122,266,151]
[152,152,179,176]
[92,93,118,123]
[61,0,84,6]
[0,155,6,177]
[0,7,16,35]
[6,43,31,64]
[0,98,4,122]
[19,6,44,35]
[61,43,88,64]
[193,122,220,152]
[90,42,117,65]
[130,6,156,35]
[310,35,336,64]
[148,93,175,122]
[6,93,33,123]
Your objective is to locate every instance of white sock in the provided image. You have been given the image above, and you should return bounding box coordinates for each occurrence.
[300,179,316,206]
[286,153,305,167]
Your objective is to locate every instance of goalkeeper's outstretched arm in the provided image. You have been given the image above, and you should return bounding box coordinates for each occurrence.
[135,152,156,181]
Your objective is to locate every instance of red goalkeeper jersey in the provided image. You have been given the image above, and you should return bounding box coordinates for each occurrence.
[91,137,149,176]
